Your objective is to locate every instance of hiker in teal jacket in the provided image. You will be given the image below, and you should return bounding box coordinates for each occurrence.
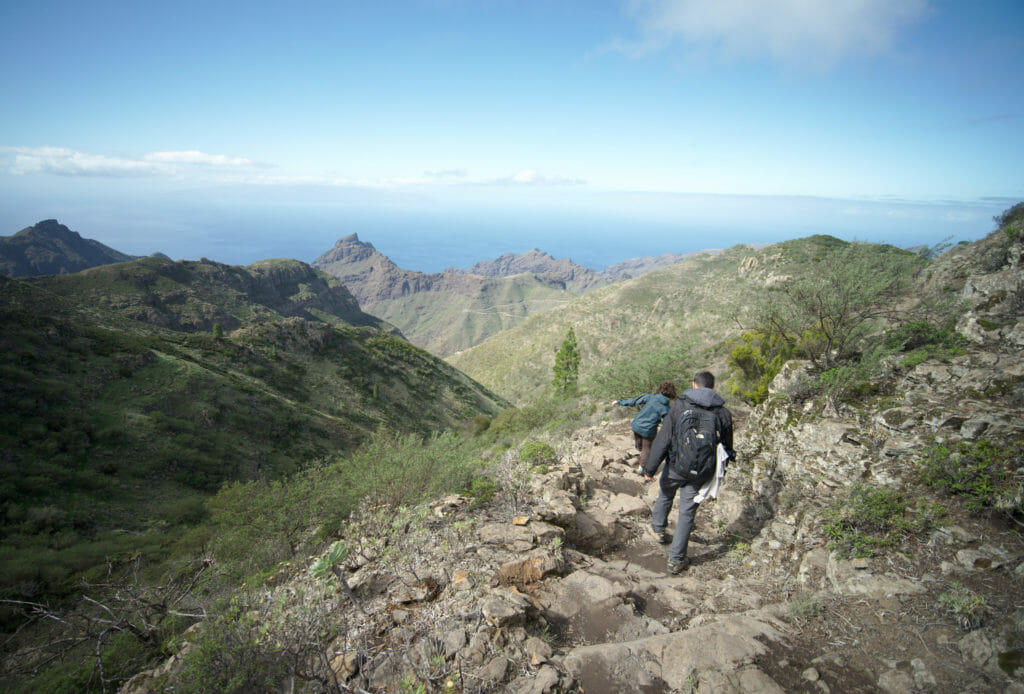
[614,381,677,471]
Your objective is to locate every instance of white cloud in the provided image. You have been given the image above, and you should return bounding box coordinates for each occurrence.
[620,0,930,67]
[500,169,586,186]
[3,146,161,177]
[423,168,468,180]
[1,146,258,177]
[0,148,585,190]
[142,150,255,167]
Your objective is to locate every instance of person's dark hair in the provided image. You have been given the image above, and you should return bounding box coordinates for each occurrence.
[693,371,715,389]
[657,381,677,399]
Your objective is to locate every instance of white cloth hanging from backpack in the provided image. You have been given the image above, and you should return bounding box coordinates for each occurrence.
[695,443,728,503]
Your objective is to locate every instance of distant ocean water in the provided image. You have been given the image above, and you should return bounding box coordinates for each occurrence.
[186,206,992,273]
[1,185,1002,273]
[217,214,783,272]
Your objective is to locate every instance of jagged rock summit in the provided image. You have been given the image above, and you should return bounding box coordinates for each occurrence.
[447,249,601,289]
[0,219,140,277]
[312,235,610,356]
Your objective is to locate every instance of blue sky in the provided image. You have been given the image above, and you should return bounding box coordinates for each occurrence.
[1,0,1022,270]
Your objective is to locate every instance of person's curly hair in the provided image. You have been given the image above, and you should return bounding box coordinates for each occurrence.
[657,381,678,399]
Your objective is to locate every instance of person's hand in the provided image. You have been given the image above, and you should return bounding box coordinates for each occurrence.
[644,474,654,483]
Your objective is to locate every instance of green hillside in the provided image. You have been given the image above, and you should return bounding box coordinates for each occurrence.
[0,220,139,277]
[362,276,575,356]
[448,236,923,404]
[0,258,506,600]
[29,255,386,333]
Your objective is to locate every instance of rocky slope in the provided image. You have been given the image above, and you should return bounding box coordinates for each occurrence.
[312,234,608,356]
[597,250,718,281]
[129,228,1024,692]
[29,255,392,335]
[0,219,140,277]
[447,249,602,288]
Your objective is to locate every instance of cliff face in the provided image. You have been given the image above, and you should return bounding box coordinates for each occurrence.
[313,234,604,305]
[312,234,609,355]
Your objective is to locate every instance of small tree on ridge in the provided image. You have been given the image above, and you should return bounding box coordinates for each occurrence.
[552,327,581,396]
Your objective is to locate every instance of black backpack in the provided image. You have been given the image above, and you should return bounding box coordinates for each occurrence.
[668,403,721,483]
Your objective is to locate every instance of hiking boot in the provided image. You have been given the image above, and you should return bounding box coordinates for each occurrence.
[646,524,670,545]
[667,558,690,574]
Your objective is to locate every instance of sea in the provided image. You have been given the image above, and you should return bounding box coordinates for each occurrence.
[1,184,1005,273]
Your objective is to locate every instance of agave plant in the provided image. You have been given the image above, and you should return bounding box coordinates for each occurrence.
[309,540,349,581]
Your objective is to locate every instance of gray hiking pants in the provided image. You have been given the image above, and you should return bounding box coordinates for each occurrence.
[651,477,701,565]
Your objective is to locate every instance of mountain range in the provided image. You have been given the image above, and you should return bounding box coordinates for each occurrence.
[0,240,506,604]
[0,222,712,357]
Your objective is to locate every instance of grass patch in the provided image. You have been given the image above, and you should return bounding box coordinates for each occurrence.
[918,437,1024,521]
[823,484,942,558]
[938,581,987,630]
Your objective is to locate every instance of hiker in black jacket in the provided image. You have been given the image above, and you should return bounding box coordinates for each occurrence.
[643,371,735,574]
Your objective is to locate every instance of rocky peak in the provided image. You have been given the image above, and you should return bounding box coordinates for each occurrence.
[313,232,387,268]
[1,219,138,277]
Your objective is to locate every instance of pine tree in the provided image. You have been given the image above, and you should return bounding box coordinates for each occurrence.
[552,327,581,395]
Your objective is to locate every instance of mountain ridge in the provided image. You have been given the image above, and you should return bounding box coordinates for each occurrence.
[0,219,140,277]
[312,234,608,355]
[30,254,395,335]
[0,256,506,603]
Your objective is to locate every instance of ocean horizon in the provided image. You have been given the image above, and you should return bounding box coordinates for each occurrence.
[1,186,1009,274]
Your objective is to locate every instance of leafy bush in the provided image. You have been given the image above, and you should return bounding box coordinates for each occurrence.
[470,414,491,436]
[466,477,496,509]
[883,319,967,369]
[754,242,917,370]
[207,430,485,581]
[726,330,794,405]
[918,437,1024,520]
[586,342,692,401]
[818,344,889,402]
[519,440,557,470]
[938,582,987,631]
[994,200,1024,234]
[486,397,588,444]
[176,586,342,694]
[823,484,940,558]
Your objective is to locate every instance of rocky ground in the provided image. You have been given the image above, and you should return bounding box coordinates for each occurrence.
[125,372,1023,693]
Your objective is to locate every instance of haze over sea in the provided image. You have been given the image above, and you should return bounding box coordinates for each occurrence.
[0,182,1007,273]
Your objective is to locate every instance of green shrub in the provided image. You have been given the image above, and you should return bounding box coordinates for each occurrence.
[470,414,491,436]
[823,484,939,558]
[726,330,794,404]
[586,343,692,401]
[486,397,587,443]
[207,430,485,581]
[994,200,1024,232]
[753,242,917,370]
[884,319,967,369]
[519,440,557,470]
[918,437,1024,518]
[466,477,497,509]
[938,581,987,630]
